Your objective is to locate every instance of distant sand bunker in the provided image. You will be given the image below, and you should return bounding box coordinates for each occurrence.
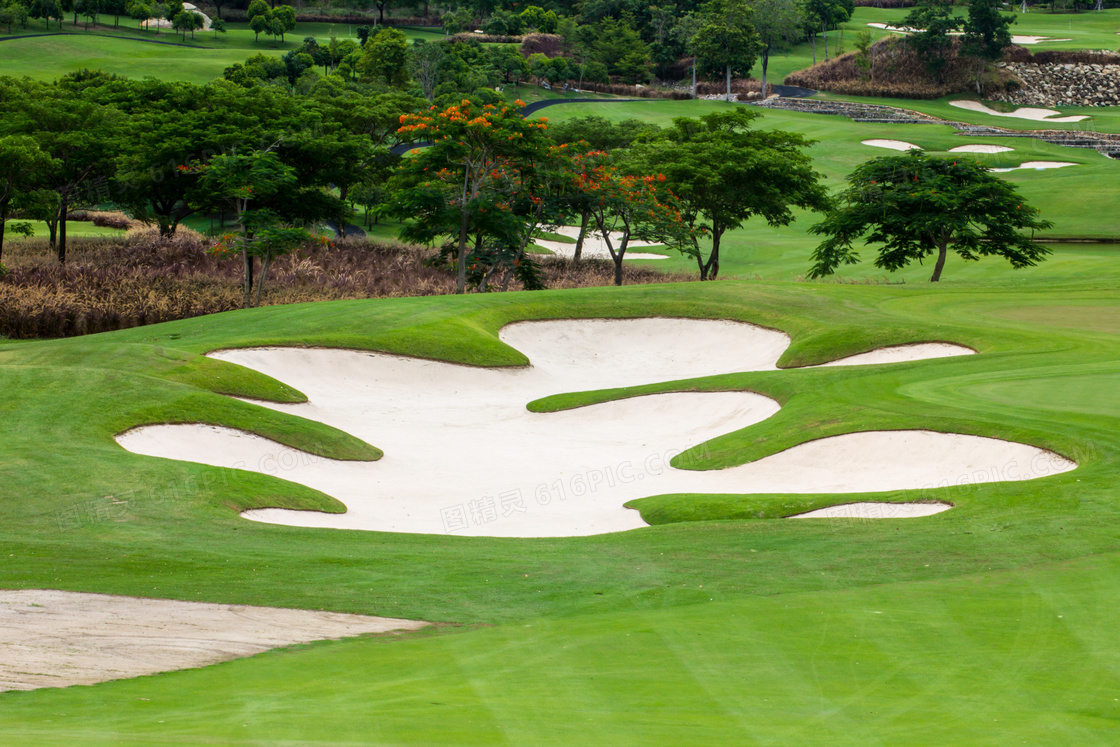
[991,161,1078,172]
[0,590,426,691]
[863,139,922,151]
[949,100,1087,123]
[116,320,1073,537]
[949,144,1014,154]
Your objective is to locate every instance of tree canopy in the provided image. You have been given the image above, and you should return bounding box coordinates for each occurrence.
[808,150,1054,282]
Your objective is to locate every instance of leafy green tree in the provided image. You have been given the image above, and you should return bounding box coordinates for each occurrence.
[249,10,269,42]
[751,0,805,97]
[360,27,410,87]
[171,8,194,38]
[210,15,224,38]
[74,0,98,28]
[30,0,64,29]
[127,1,150,29]
[804,0,852,60]
[962,0,1014,94]
[520,5,557,32]
[630,108,829,280]
[210,211,317,306]
[903,0,960,82]
[574,150,694,286]
[272,4,295,42]
[690,0,761,98]
[809,151,1054,282]
[409,40,446,99]
[392,100,555,293]
[101,0,125,26]
[592,17,651,77]
[0,135,56,265]
[196,149,298,307]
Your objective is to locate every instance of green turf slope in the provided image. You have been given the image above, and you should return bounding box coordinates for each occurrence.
[1,273,1119,741]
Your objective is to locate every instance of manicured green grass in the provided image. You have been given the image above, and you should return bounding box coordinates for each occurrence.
[0,21,439,83]
[2,268,1120,742]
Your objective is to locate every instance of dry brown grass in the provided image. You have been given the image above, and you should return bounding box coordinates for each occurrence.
[0,232,694,339]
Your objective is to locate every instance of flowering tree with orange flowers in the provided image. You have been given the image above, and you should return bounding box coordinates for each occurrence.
[391,100,556,294]
[574,150,694,286]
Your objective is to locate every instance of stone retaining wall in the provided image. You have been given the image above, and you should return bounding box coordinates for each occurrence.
[990,62,1120,108]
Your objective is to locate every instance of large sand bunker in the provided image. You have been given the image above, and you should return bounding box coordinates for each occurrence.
[117,320,1073,537]
[0,590,426,691]
[949,100,1088,123]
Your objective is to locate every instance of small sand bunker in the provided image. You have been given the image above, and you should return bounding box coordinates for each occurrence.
[0,590,426,691]
[810,343,974,368]
[990,161,1078,173]
[1010,35,1073,45]
[789,501,951,519]
[863,139,922,151]
[116,320,1074,537]
[949,144,1014,154]
[534,225,668,261]
[949,100,1088,123]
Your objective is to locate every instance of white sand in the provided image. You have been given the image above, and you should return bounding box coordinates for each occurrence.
[116,319,1075,537]
[949,144,1014,153]
[809,343,974,367]
[862,139,922,151]
[0,590,426,691]
[867,23,1070,44]
[949,100,1088,123]
[534,225,668,261]
[990,161,1078,172]
[789,502,952,519]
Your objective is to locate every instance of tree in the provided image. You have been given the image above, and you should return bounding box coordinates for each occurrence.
[804,0,852,60]
[574,150,693,286]
[690,0,761,99]
[29,0,64,29]
[408,40,445,100]
[392,100,555,294]
[0,135,56,265]
[903,0,960,82]
[630,108,829,280]
[210,211,317,307]
[808,151,1054,282]
[249,10,268,41]
[272,3,294,42]
[101,0,125,26]
[171,7,193,38]
[750,0,805,97]
[360,27,409,87]
[196,149,298,307]
[962,0,1015,94]
[127,1,150,29]
[74,0,98,28]
[210,15,224,38]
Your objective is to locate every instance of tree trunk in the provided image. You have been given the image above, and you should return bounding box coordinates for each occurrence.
[57,197,67,264]
[823,19,829,61]
[930,242,948,282]
[573,211,589,261]
[253,256,272,306]
[456,208,470,294]
[761,47,770,97]
[242,247,254,307]
[702,228,723,280]
[811,32,816,65]
[0,202,7,266]
[691,58,697,98]
[725,64,731,99]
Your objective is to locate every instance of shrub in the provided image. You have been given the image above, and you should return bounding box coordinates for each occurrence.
[519,33,563,58]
